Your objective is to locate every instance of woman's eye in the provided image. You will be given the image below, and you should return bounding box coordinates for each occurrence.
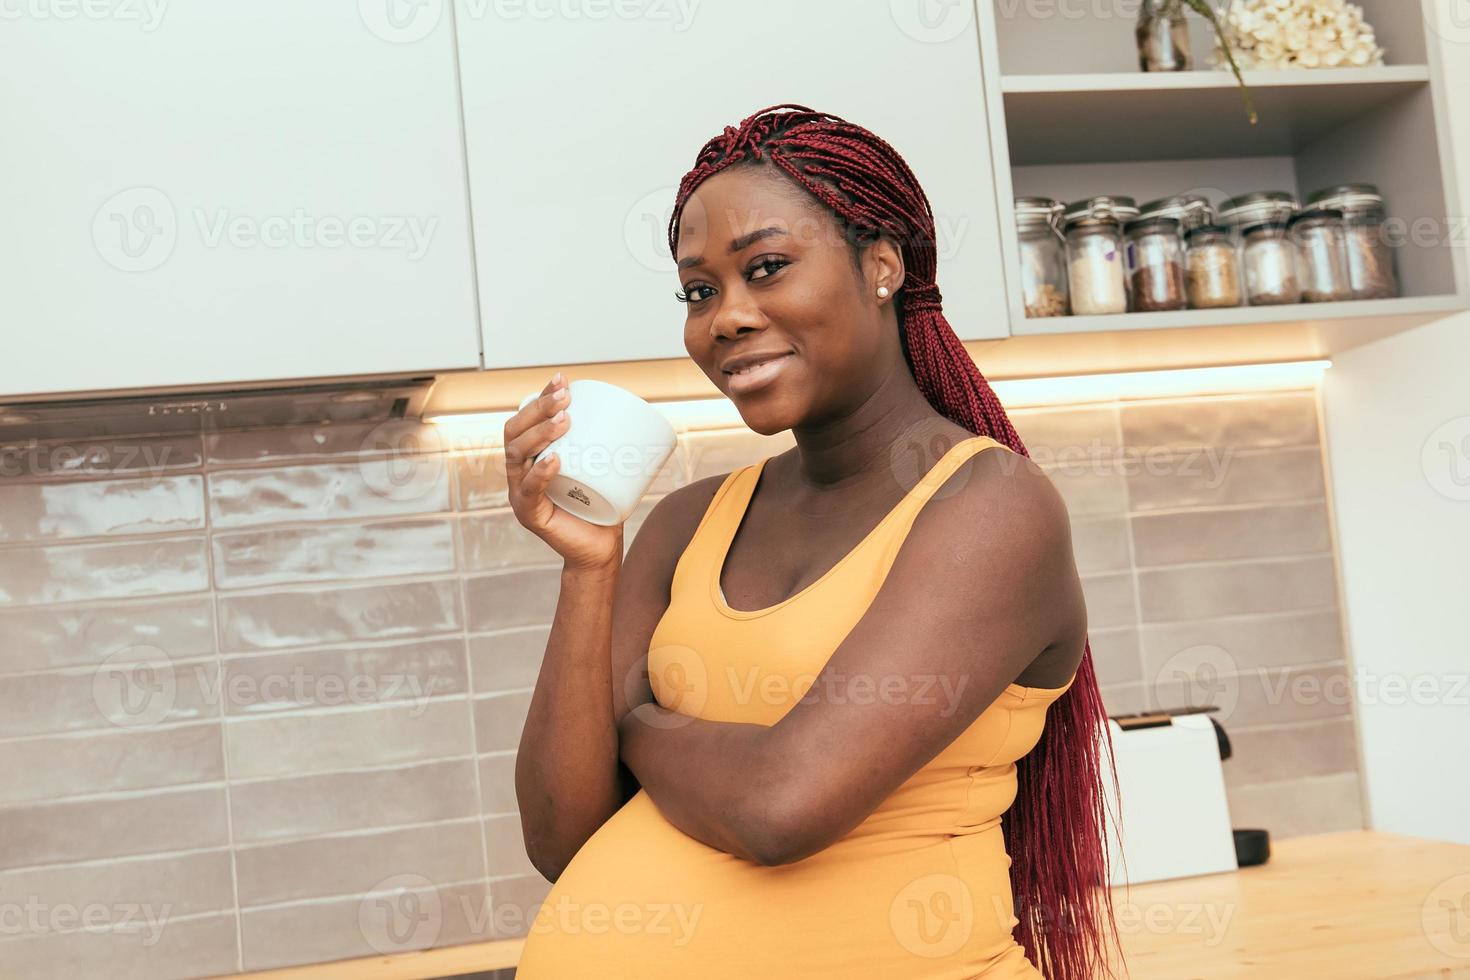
[675,284,715,304]
[748,257,788,280]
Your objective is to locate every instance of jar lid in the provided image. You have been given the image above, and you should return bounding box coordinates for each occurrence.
[1184,223,1232,241]
[1014,196,1063,225]
[1219,191,1299,225]
[1138,194,1214,222]
[1287,207,1346,228]
[1240,220,1290,237]
[1306,183,1384,210]
[1062,195,1140,228]
[1123,216,1182,236]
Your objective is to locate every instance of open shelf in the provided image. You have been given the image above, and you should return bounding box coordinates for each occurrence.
[1010,294,1466,337]
[1004,67,1432,165]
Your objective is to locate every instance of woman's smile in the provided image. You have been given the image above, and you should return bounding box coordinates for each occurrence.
[724,350,795,395]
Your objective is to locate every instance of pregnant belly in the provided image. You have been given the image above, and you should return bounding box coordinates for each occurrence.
[514,791,1034,979]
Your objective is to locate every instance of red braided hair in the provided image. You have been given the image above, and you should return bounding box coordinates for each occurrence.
[668,104,1124,980]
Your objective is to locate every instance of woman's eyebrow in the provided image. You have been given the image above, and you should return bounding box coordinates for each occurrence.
[677,225,788,270]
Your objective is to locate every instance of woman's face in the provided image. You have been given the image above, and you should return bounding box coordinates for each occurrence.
[674,165,904,436]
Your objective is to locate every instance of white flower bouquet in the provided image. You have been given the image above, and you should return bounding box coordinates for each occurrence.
[1212,0,1386,70]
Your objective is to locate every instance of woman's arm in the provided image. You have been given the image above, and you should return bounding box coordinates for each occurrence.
[618,451,1088,866]
[515,480,723,881]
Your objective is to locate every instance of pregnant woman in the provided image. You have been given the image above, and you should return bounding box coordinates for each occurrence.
[504,105,1120,979]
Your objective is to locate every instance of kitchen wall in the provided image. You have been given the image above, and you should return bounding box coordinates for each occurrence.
[1316,0,1470,846]
[0,385,1358,977]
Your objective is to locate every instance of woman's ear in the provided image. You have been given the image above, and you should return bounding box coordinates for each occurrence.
[867,233,906,300]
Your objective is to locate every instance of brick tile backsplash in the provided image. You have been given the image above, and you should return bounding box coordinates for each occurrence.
[0,389,1363,976]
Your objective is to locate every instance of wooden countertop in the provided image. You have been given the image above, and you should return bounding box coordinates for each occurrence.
[238,830,1470,979]
[1106,830,1470,979]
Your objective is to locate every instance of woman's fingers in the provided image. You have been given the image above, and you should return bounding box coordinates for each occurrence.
[503,372,567,448]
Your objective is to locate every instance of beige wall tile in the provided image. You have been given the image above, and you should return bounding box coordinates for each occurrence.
[0,661,218,738]
[1224,772,1365,839]
[1087,627,1143,687]
[1139,610,1345,676]
[490,874,553,940]
[0,475,204,542]
[474,692,533,755]
[464,568,561,633]
[1127,446,1326,510]
[209,458,449,529]
[1070,516,1131,575]
[1080,572,1137,631]
[1137,555,1339,623]
[235,819,483,907]
[0,850,234,937]
[479,753,518,815]
[0,597,215,673]
[0,536,208,606]
[1130,502,1332,567]
[1223,719,1360,786]
[240,880,493,972]
[459,510,559,571]
[222,637,468,715]
[0,724,223,805]
[1012,405,1122,459]
[0,433,202,482]
[212,518,454,590]
[229,759,478,844]
[484,814,538,878]
[1121,392,1319,453]
[0,788,228,871]
[226,699,473,780]
[469,628,547,693]
[0,911,237,980]
[218,578,462,652]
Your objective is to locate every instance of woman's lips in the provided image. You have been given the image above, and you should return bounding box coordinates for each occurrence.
[725,352,795,395]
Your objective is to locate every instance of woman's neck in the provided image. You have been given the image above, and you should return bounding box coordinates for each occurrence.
[781,362,970,499]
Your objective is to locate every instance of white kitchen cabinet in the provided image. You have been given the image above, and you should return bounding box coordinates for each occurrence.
[0,2,480,401]
[456,0,1010,370]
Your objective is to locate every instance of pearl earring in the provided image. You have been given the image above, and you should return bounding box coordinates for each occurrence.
[877,286,890,299]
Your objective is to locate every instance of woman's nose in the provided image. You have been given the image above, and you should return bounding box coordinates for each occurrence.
[709,287,766,340]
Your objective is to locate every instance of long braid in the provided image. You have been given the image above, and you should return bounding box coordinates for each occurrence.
[669,105,1124,980]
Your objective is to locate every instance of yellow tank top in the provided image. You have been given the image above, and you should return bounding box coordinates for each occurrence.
[515,435,1076,979]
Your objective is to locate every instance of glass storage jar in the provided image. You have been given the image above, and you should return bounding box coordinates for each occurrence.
[1062,196,1138,316]
[1124,216,1187,312]
[1288,208,1352,303]
[1184,224,1243,309]
[1240,221,1302,305]
[1015,197,1069,317]
[1306,183,1398,300]
[1137,0,1192,72]
[1219,191,1299,238]
[1139,194,1216,233]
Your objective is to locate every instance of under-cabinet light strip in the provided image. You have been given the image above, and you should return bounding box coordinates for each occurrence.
[425,359,1331,438]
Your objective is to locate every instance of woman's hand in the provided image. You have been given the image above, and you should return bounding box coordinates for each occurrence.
[503,373,624,573]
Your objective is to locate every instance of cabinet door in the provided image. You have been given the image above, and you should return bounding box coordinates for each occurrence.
[457,0,1008,370]
[0,3,480,400]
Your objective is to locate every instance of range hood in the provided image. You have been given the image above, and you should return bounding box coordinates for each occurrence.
[0,376,438,445]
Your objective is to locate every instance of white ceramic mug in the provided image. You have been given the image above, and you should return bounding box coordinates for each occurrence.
[516,379,677,526]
